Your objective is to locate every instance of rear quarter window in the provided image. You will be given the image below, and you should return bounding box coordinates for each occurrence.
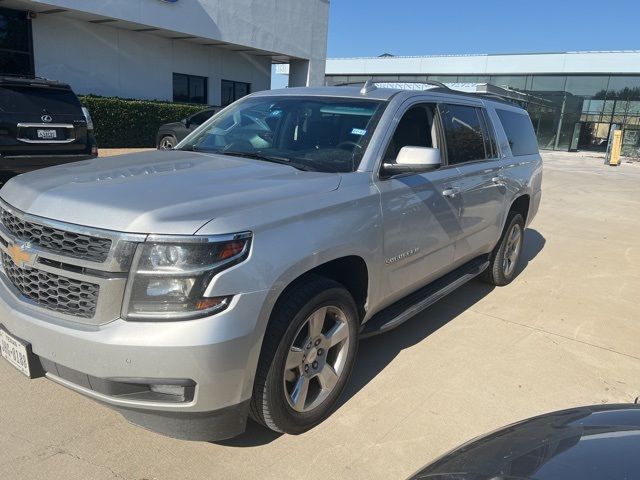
[496,109,539,156]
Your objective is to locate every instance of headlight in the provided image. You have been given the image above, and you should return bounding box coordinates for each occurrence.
[123,232,251,321]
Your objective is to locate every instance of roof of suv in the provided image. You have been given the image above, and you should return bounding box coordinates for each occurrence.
[253,85,518,107]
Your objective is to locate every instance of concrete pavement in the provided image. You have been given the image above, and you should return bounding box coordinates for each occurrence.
[0,152,639,479]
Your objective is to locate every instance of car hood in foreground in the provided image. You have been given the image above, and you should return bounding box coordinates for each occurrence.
[410,404,640,480]
[0,150,341,234]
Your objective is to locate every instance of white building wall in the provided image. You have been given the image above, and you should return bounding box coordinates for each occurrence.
[31,15,271,103]
[23,0,329,87]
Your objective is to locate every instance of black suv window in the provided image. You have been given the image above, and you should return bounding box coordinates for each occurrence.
[496,109,539,156]
[383,104,436,163]
[0,86,81,114]
[189,109,215,126]
[439,104,487,164]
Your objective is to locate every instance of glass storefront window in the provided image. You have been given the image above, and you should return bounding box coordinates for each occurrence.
[530,76,566,92]
[456,76,490,83]
[564,76,609,97]
[582,99,605,114]
[606,76,640,99]
[0,7,33,76]
[428,75,459,83]
[489,75,528,90]
[327,76,348,85]
[603,100,616,112]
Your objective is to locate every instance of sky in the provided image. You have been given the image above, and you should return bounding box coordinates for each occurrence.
[326,0,640,58]
[273,0,640,88]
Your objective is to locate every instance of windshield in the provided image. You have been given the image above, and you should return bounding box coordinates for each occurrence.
[179,96,386,173]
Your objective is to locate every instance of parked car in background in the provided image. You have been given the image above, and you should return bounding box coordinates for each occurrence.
[409,403,640,479]
[156,107,218,149]
[0,84,542,441]
[0,76,97,178]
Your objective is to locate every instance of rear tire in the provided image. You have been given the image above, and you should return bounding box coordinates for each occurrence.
[481,212,525,286]
[250,275,358,434]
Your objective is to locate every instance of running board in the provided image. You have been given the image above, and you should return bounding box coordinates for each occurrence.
[360,256,490,338]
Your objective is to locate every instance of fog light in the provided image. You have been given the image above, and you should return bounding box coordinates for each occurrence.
[150,384,186,398]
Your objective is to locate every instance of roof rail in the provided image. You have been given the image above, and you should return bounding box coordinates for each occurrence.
[0,73,54,82]
[334,80,452,92]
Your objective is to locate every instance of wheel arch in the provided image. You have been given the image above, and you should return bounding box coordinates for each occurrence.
[270,255,370,324]
[509,194,531,225]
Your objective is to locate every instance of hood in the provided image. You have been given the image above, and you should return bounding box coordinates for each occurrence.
[0,150,341,234]
[410,404,640,480]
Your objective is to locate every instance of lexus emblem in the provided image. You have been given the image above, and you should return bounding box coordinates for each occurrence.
[41,114,53,123]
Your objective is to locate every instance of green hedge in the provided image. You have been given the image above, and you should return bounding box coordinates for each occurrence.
[79,95,206,148]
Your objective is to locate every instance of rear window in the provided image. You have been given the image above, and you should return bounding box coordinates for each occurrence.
[0,86,81,114]
[496,109,539,156]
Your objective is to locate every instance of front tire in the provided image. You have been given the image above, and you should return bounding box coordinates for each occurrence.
[157,135,177,150]
[250,275,359,434]
[481,212,525,286]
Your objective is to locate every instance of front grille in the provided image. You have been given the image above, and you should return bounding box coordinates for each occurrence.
[0,207,112,263]
[2,253,99,318]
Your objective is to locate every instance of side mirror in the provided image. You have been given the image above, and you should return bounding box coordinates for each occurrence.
[382,146,442,176]
[181,118,189,128]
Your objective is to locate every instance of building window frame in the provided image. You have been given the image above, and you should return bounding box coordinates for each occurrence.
[173,72,208,104]
[0,7,35,77]
[221,79,251,107]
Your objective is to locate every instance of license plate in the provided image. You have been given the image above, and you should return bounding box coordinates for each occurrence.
[0,329,31,377]
[37,129,57,140]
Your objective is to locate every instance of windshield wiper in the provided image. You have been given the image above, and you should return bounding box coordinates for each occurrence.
[218,151,316,172]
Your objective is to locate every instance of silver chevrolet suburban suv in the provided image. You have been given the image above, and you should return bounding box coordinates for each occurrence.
[0,84,542,441]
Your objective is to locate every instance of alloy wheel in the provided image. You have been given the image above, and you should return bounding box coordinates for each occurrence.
[283,305,350,413]
[159,137,175,150]
[503,223,522,277]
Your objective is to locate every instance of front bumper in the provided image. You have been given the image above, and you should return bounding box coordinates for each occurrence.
[0,279,271,440]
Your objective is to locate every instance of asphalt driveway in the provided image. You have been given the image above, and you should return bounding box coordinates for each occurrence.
[0,151,639,479]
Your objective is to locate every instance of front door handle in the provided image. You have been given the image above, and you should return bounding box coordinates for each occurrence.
[442,187,459,198]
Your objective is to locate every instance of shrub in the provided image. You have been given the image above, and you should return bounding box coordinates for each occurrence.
[79,95,206,148]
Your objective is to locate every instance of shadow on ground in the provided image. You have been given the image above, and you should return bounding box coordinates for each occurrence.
[216,229,545,447]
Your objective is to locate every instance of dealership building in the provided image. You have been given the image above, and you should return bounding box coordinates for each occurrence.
[0,0,329,106]
[326,52,640,154]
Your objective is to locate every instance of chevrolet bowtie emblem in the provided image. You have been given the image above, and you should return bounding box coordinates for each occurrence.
[7,242,34,268]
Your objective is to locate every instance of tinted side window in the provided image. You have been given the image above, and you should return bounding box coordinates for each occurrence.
[383,104,435,163]
[440,104,487,164]
[496,109,539,156]
[190,109,215,126]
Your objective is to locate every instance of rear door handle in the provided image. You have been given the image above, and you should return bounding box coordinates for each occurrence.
[442,187,459,198]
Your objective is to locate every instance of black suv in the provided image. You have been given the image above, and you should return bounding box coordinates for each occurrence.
[156,107,217,149]
[0,76,97,177]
